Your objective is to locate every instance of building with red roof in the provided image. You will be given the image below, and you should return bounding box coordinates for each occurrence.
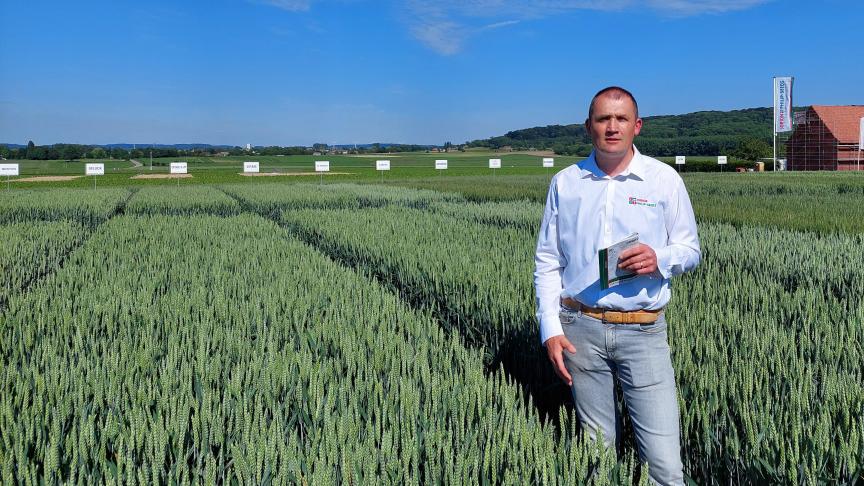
[787,105,864,171]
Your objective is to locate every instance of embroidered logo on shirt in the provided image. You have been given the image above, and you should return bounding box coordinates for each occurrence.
[628,196,657,207]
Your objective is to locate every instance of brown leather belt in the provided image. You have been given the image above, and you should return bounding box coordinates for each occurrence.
[561,297,662,324]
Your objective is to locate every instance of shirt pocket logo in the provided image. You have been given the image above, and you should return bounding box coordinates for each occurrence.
[627,196,657,208]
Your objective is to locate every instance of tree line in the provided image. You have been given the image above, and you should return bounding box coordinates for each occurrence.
[466,107,777,161]
[1,141,445,161]
[0,142,320,161]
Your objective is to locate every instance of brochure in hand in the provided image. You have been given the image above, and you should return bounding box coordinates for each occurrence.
[599,233,640,290]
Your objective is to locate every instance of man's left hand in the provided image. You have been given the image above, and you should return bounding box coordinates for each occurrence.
[618,243,658,275]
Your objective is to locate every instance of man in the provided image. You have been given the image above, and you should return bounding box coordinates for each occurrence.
[534,86,700,485]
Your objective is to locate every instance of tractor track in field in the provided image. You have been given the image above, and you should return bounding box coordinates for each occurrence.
[0,190,135,314]
[218,188,574,427]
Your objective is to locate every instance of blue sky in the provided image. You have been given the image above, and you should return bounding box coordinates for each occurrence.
[1,0,861,146]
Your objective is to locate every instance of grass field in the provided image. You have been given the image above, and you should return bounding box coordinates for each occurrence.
[2,153,576,189]
[1,167,862,483]
[3,150,748,189]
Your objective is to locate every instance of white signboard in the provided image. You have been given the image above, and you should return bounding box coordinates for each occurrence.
[542,157,554,168]
[170,162,188,174]
[675,156,686,165]
[244,161,260,173]
[435,160,448,170]
[315,161,330,172]
[489,158,501,169]
[794,111,807,126]
[376,160,391,171]
[717,156,728,165]
[86,163,104,176]
[0,164,19,176]
[774,76,794,133]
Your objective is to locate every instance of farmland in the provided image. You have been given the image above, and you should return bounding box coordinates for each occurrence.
[2,150,755,190]
[1,172,863,484]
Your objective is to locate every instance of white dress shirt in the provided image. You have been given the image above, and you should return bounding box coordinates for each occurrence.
[534,147,701,344]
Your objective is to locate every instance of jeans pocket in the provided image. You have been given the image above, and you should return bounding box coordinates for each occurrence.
[638,316,667,334]
[559,307,579,326]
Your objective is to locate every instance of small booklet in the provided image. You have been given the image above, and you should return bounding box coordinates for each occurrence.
[599,232,639,290]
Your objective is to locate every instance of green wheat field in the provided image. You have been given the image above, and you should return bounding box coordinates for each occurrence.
[1,166,862,484]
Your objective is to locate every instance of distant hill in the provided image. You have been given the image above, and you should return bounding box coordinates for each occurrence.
[0,143,237,150]
[467,107,778,157]
[101,143,236,150]
[1,142,439,151]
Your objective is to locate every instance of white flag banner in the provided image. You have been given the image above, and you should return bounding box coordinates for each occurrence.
[860,117,864,150]
[774,77,793,133]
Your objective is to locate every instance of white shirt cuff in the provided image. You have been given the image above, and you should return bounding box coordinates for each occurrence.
[655,246,674,279]
[539,311,563,346]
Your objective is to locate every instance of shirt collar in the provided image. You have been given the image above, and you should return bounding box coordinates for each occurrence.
[580,145,646,181]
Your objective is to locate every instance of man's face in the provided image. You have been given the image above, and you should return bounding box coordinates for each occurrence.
[586,94,642,158]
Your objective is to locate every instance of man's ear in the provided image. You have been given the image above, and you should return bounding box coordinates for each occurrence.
[634,118,643,136]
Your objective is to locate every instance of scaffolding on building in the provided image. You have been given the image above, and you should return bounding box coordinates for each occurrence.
[785,106,864,171]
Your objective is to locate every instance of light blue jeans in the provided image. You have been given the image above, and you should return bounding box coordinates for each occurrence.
[559,306,684,486]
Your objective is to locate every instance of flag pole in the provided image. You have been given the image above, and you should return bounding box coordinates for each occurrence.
[772,77,777,172]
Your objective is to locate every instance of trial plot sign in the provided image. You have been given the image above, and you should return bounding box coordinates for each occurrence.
[718,156,728,165]
[489,158,501,169]
[435,160,448,170]
[170,162,188,174]
[675,156,686,165]
[315,161,330,172]
[0,164,19,176]
[86,163,105,175]
[542,158,554,168]
[376,160,391,171]
[244,161,260,173]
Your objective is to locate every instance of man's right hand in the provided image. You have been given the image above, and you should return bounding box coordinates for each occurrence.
[545,335,576,386]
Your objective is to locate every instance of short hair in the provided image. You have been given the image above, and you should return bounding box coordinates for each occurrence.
[588,86,639,120]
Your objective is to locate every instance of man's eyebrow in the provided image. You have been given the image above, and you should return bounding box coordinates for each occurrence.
[594,112,630,120]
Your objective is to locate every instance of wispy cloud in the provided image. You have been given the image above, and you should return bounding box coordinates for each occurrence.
[252,0,313,12]
[402,0,770,54]
[251,0,770,54]
[648,0,769,15]
[479,19,520,31]
[410,20,465,56]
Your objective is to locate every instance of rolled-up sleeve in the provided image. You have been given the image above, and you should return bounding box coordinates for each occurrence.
[655,179,701,279]
[534,177,566,345]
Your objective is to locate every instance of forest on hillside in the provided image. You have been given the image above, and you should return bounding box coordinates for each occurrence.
[467,107,780,160]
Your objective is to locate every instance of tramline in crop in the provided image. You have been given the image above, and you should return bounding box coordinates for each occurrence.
[1,181,862,484]
[0,213,639,484]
